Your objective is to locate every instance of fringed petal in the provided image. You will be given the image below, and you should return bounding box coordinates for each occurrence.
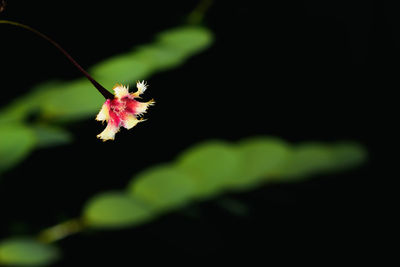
[97,123,120,141]
[96,81,154,141]
[132,80,148,98]
[123,115,141,129]
[95,99,111,122]
[134,99,155,116]
[113,84,130,98]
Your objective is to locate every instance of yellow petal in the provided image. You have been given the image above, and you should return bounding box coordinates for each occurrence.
[135,99,155,115]
[97,123,119,141]
[123,115,141,129]
[96,101,110,122]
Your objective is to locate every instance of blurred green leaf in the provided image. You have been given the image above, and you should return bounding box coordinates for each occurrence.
[128,164,197,212]
[0,99,34,125]
[176,141,242,198]
[0,238,59,266]
[33,26,213,122]
[0,26,213,124]
[90,54,152,88]
[31,124,72,148]
[83,192,154,229]
[122,138,366,226]
[233,137,291,189]
[133,45,185,72]
[0,26,214,173]
[281,142,367,180]
[157,26,213,54]
[0,124,36,175]
[281,143,336,180]
[330,142,367,171]
[0,136,364,266]
[37,79,104,122]
[0,81,59,124]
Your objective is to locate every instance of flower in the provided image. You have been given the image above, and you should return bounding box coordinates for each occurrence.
[96,81,154,141]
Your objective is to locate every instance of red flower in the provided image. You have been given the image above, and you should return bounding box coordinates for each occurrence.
[96,81,154,141]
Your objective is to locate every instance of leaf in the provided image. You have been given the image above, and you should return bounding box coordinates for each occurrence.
[0,25,214,177]
[280,143,335,180]
[128,164,197,212]
[330,142,367,171]
[37,79,104,122]
[89,54,152,89]
[157,26,213,55]
[0,124,36,175]
[83,192,154,229]
[281,142,367,180]
[233,137,292,189]
[0,99,35,125]
[176,141,242,198]
[0,81,59,124]
[24,27,213,122]
[31,125,72,148]
[0,238,59,266]
[133,45,185,72]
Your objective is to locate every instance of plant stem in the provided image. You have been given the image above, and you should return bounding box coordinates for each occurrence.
[37,218,86,244]
[0,20,114,99]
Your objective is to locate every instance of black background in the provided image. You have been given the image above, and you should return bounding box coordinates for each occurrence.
[0,0,386,264]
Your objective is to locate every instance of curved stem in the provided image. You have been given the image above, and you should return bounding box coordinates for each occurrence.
[0,20,114,99]
[37,218,86,243]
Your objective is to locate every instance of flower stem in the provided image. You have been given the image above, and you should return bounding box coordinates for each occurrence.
[37,218,86,244]
[0,20,114,99]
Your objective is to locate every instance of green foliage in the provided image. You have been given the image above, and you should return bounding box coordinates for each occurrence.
[157,26,213,55]
[0,19,367,265]
[0,124,36,175]
[0,88,43,125]
[128,164,197,212]
[234,137,291,189]
[0,26,213,124]
[0,123,72,176]
[176,141,243,197]
[281,141,367,180]
[0,136,366,264]
[83,137,367,229]
[91,26,212,89]
[0,238,59,266]
[83,192,154,229]
[37,79,104,122]
[0,25,214,174]
[31,125,72,148]
[330,142,367,170]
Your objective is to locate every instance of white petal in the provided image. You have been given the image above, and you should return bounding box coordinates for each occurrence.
[135,99,155,115]
[123,115,141,129]
[113,84,130,98]
[132,80,148,98]
[137,80,148,94]
[97,123,119,141]
[95,101,110,122]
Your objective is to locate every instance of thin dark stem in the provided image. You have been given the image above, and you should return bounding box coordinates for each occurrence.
[0,20,114,99]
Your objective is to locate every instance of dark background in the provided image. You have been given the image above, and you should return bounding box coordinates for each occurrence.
[0,0,386,264]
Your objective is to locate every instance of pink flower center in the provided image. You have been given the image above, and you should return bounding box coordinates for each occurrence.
[108,96,139,127]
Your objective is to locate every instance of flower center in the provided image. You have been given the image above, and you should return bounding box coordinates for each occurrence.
[110,99,127,117]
